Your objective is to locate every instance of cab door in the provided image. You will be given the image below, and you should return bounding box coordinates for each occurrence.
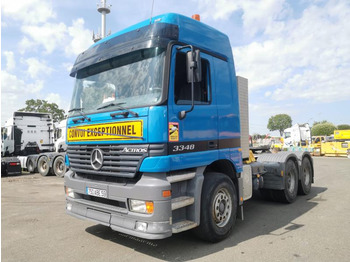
[167,45,218,163]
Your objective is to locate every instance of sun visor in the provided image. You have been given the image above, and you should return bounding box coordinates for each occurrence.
[70,23,179,77]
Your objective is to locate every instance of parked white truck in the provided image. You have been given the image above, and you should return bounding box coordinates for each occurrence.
[1,111,67,177]
[283,123,311,148]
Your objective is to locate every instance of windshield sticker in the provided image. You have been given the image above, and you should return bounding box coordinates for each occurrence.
[169,122,179,142]
[67,120,143,142]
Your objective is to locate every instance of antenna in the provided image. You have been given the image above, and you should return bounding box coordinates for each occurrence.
[93,0,112,43]
[150,0,155,24]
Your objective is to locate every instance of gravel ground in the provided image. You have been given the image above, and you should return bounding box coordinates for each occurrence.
[2,157,350,262]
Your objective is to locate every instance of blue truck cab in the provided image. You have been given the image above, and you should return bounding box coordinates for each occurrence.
[64,13,314,242]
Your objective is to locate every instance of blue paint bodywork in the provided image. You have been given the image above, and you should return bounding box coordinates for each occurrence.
[68,13,243,174]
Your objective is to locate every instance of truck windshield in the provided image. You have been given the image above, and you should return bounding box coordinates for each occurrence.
[284,132,291,139]
[69,47,165,116]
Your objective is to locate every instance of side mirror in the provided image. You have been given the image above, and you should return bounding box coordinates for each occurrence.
[186,49,202,83]
[177,46,202,120]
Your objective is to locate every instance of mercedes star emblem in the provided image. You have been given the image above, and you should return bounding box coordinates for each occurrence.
[91,148,104,170]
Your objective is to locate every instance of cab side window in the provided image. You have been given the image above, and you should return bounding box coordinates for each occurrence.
[174,52,211,105]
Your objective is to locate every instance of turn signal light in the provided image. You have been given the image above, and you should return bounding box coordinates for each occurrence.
[145,201,154,214]
[162,190,171,198]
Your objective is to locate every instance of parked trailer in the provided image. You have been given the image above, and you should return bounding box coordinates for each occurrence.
[1,112,67,177]
[64,13,314,242]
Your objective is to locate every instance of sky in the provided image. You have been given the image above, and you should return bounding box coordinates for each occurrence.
[1,0,350,135]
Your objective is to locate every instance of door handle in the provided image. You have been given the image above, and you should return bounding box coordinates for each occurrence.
[208,141,218,149]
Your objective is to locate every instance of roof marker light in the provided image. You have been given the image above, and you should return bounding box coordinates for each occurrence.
[192,14,200,21]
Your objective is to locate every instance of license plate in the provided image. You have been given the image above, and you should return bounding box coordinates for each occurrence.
[86,187,107,198]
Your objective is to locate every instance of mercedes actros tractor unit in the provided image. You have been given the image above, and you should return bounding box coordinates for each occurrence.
[64,13,314,242]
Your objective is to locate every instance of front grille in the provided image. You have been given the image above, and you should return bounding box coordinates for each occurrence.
[67,144,149,178]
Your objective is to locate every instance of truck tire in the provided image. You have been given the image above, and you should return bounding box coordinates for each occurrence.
[275,159,298,203]
[298,157,312,195]
[38,156,50,176]
[193,173,237,242]
[27,158,36,173]
[53,156,66,177]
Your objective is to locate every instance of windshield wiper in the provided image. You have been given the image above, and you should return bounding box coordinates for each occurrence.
[97,102,139,117]
[68,107,91,122]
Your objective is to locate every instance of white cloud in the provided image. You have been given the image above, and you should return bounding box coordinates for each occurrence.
[45,93,62,106]
[2,0,56,25]
[197,0,289,36]
[65,18,92,56]
[1,71,23,93]
[45,93,70,114]
[1,71,44,94]
[18,37,37,54]
[0,71,68,123]
[234,0,350,103]
[240,0,289,37]
[22,57,54,79]
[19,18,91,56]
[1,70,45,123]
[3,51,16,71]
[21,22,67,54]
[264,91,272,97]
[62,63,73,73]
[199,0,240,20]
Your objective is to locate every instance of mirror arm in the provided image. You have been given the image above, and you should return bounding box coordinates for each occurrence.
[178,45,196,120]
[179,76,195,120]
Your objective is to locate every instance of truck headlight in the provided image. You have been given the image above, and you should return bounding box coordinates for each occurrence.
[129,199,154,214]
[65,187,75,198]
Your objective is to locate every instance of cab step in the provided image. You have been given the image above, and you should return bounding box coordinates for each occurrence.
[172,220,198,233]
[171,196,194,210]
[167,171,195,183]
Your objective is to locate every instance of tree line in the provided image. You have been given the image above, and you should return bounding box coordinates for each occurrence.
[19,99,65,123]
[267,114,349,136]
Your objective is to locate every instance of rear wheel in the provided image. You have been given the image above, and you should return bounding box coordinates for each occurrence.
[275,159,298,203]
[298,157,312,195]
[38,156,50,176]
[194,173,237,242]
[53,156,66,177]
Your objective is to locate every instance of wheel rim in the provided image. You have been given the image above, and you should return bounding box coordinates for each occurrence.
[303,165,310,186]
[40,158,48,171]
[286,168,296,194]
[212,188,232,228]
[56,160,64,175]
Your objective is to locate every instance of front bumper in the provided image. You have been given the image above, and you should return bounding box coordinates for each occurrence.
[64,170,172,240]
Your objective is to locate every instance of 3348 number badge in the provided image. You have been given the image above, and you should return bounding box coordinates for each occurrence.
[172,144,195,152]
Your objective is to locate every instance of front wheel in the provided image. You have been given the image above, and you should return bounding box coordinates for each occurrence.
[193,173,237,242]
